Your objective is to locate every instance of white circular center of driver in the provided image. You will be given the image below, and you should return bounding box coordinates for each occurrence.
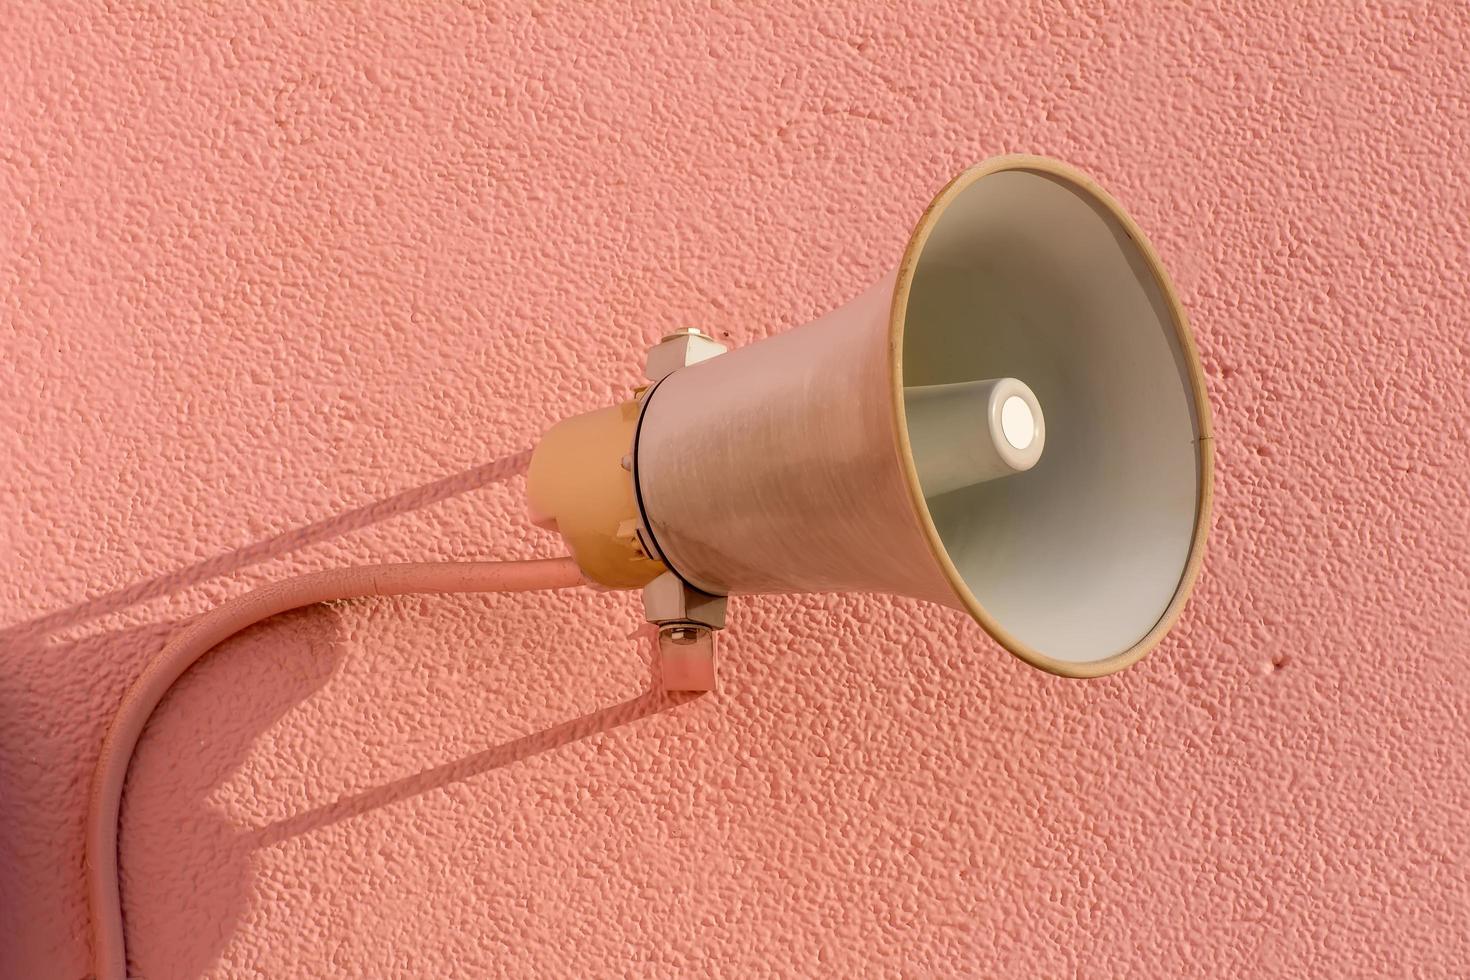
[1000,395,1035,451]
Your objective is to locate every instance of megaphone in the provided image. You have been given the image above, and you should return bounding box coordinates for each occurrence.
[528,155,1213,679]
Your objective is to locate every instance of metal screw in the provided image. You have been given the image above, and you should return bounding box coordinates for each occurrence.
[620,454,632,471]
[660,327,704,343]
[662,625,705,645]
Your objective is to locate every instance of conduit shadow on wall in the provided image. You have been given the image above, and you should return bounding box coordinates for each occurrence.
[0,449,533,646]
[0,618,196,979]
[0,449,666,978]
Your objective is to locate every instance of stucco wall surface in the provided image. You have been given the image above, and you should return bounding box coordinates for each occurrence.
[3,2,1468,977]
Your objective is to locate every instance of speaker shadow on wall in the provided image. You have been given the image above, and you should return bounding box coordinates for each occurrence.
[0,450,688,977]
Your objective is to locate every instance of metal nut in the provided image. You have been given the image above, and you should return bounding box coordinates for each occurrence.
[642,572,727,630]
[662,625,704,645]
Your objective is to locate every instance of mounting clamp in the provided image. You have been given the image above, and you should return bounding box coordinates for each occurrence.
[634,328,731,693]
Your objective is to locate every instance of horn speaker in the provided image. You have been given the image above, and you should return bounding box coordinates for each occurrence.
[528,155,1213,677]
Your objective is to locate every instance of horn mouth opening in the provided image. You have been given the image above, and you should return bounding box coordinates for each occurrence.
[888,156,1214,678]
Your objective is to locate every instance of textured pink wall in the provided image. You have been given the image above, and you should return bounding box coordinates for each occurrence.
[3,2,1468,977]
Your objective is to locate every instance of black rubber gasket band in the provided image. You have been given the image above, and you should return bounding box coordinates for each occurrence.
[629,374,707,595]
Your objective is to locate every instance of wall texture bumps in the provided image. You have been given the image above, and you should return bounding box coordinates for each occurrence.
[3,3,1467,976]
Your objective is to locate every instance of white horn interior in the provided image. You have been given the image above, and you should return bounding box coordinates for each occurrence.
[900,168,1205,666]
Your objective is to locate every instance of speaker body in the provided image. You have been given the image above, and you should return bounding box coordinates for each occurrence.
[532,156,1213,678]
[635,272,951,603]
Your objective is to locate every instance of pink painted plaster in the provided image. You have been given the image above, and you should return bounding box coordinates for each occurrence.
[3,3,1468,977]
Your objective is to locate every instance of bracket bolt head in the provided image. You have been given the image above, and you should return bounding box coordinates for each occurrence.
[644,329,728,382]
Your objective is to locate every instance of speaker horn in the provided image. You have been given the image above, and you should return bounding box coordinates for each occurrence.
[529,155,1213,678]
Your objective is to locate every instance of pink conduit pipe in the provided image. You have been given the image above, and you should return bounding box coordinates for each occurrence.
[85,557,586,980]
